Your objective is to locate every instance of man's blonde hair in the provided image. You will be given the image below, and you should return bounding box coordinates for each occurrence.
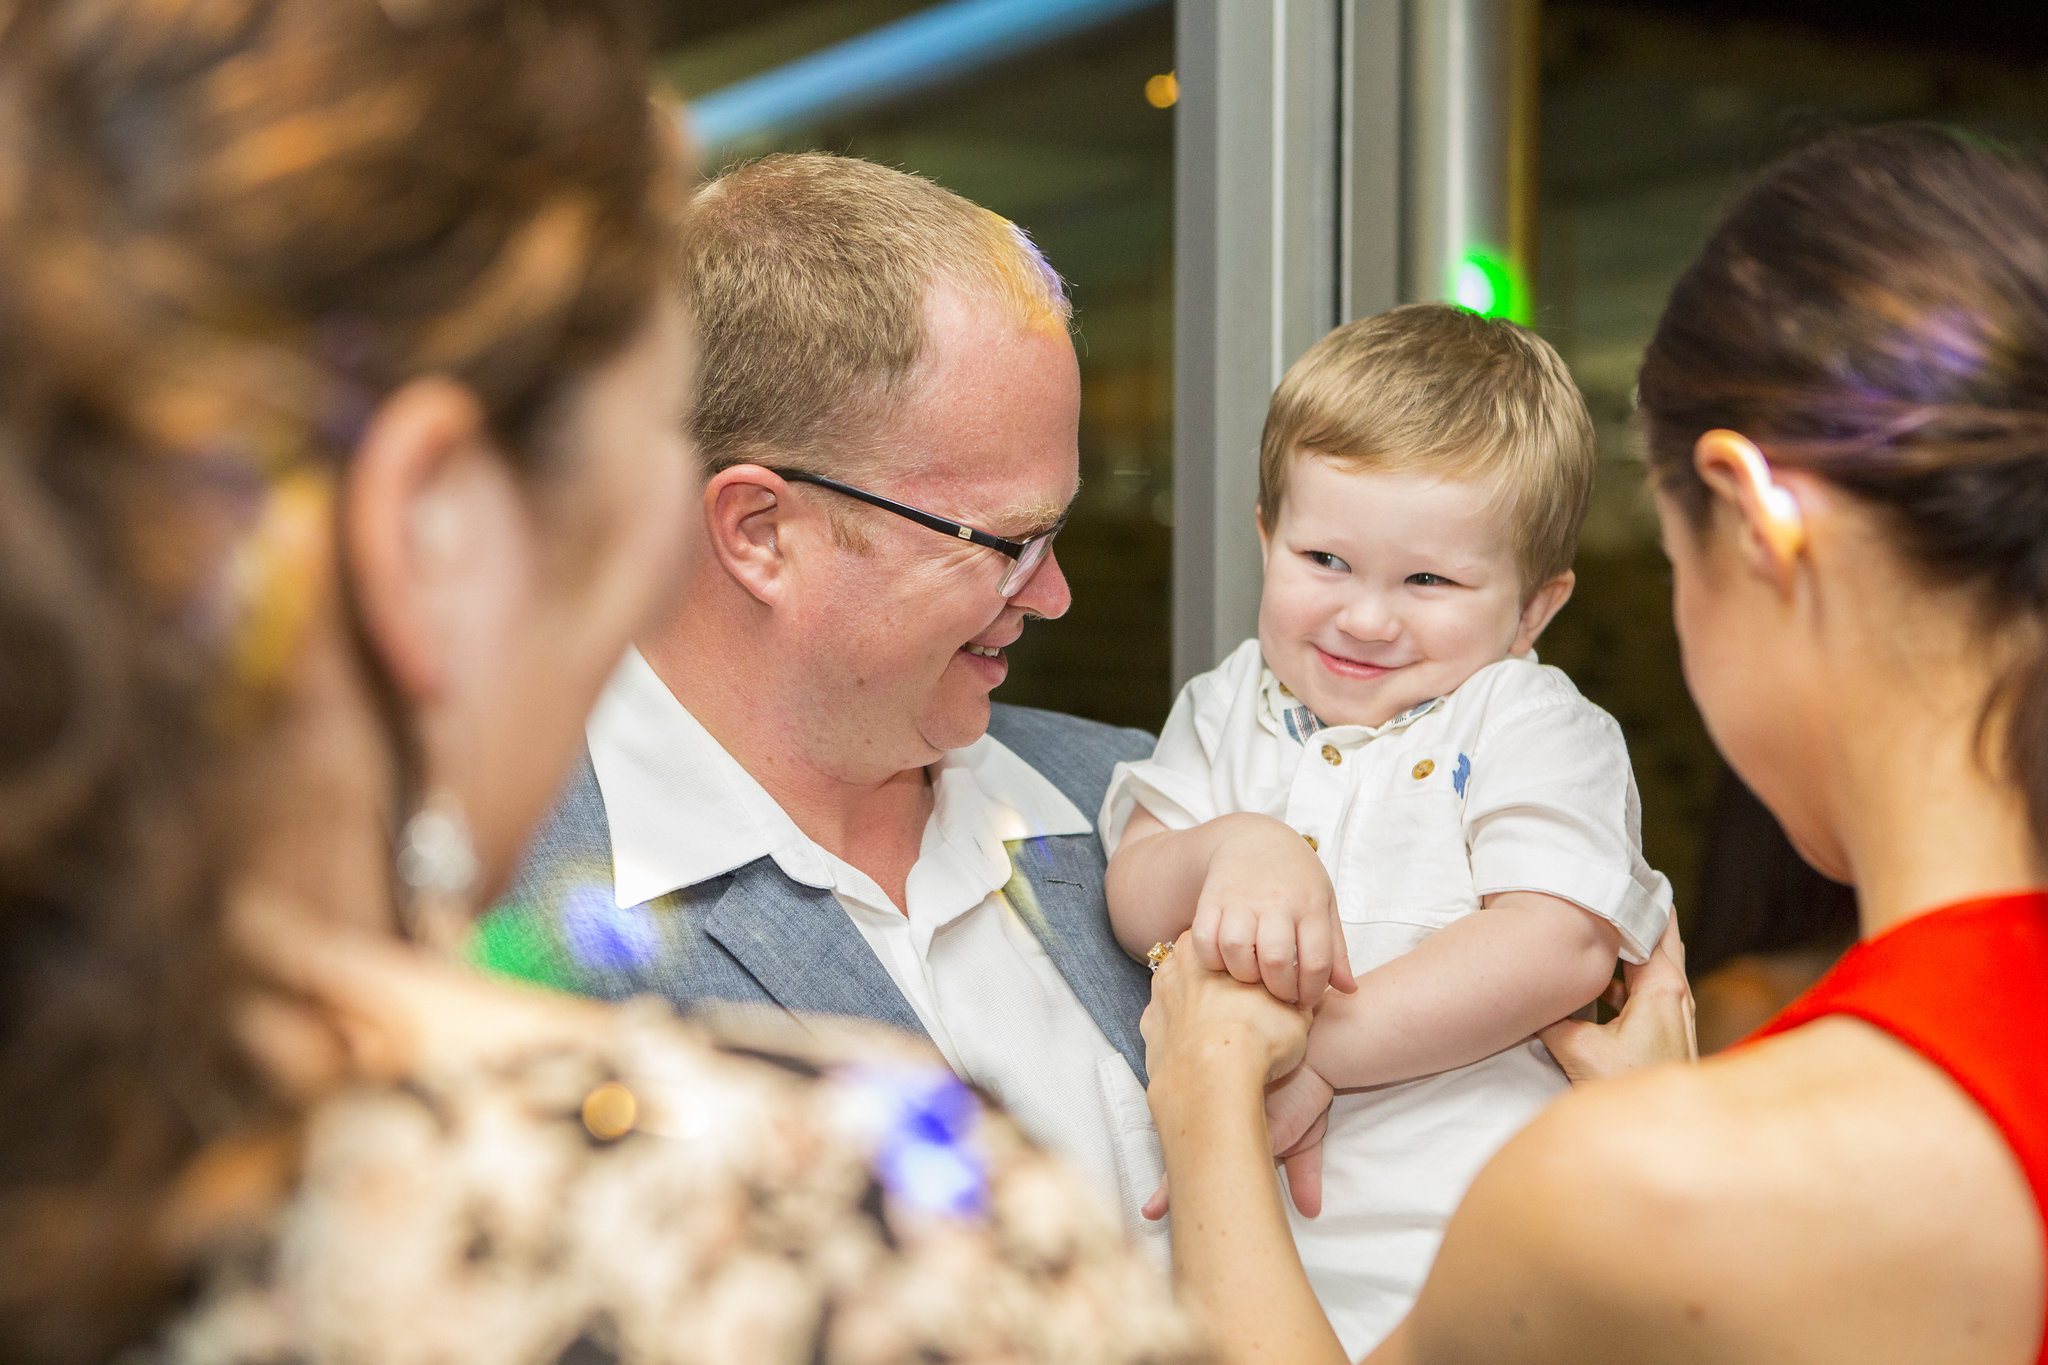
[1257,303,1597,587]
[679,152,1071,478]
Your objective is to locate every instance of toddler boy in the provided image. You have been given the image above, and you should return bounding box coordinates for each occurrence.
[1102,304,1671,1355]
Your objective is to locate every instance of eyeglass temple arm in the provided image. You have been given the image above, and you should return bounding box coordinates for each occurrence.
[772,469,1027,558]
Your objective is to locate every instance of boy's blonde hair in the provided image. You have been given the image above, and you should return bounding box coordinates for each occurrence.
[679,152,1071,479]
[1258,303,1597,586]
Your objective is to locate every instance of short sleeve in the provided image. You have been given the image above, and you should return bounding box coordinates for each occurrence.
[1464,701,1673,963]
[1098,680,1221,856]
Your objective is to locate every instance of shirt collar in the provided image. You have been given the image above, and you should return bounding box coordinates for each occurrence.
[586,647,1091,909]
[1255,659,1442,743]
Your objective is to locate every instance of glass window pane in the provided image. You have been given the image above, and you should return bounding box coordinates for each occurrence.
[1537,3,2048,957]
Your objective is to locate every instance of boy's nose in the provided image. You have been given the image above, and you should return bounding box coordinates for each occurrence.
[1336,593,1402,644]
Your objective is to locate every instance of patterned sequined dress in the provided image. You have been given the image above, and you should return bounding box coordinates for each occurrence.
[158,993,1208,1365]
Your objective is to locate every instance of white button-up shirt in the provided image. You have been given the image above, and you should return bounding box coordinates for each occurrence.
[1101,638,1673,1353]
[588,649,1166,1253]
[1102,638,1670,964]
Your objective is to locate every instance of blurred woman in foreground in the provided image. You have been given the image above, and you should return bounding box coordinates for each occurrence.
[1146,124,2048,1365]
[0,3,1195,1361]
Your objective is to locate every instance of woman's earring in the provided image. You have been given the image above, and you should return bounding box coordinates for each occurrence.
[397,790,478,954]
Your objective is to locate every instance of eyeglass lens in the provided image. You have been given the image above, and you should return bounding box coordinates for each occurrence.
[999,533,1056,596]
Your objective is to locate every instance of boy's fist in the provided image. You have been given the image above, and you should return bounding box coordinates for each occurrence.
[1266,1061,1336,1217]
[1192,815,1356,1003]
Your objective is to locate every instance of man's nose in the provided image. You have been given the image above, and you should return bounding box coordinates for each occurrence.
[1013,545,1072,620]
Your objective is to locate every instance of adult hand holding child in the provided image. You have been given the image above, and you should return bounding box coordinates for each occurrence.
[1538,914,1697,1084]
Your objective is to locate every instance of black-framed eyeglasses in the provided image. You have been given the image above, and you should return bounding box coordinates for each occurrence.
[771,468,1063,598]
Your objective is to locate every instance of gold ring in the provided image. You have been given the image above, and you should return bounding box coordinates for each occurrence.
[1146,941,1175,973]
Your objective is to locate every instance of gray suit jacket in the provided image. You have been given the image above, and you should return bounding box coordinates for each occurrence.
[503,703,1160,1082]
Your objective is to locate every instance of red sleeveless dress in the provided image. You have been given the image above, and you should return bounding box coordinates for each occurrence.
[1746,891,2048,1362]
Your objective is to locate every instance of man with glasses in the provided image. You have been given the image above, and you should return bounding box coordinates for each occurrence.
[496,153,1166,1249]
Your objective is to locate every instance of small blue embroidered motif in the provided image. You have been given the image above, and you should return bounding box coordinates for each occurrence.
[1452,753,1472,798]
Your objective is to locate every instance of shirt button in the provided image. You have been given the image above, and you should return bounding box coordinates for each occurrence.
[1302,834,1319,852]
[1413,759,1435,779]
[1321,744,1342,766]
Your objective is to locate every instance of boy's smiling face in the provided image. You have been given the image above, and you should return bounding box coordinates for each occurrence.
[1256,454,1574,729]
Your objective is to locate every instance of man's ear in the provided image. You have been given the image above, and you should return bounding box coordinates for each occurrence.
[1693,429,1806,588]
[703,464,801,606]
[1513,570,1575,654]
[343,375,520,703]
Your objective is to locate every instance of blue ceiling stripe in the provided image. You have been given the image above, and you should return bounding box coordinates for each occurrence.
[687,0,1167,149]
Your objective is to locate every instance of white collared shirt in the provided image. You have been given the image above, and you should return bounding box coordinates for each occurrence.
[1102,638,1671,964]
[588,649,1166,1253]
[1101,639,1673,1352]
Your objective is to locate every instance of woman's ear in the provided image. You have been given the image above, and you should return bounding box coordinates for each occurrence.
[342,376,529,702]
[702,464,800,605]
[1514,570,1576,654]
[1694,429,1807,586]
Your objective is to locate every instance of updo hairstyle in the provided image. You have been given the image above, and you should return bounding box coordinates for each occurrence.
[0,1,673,1357]
[1639,125,2048,853]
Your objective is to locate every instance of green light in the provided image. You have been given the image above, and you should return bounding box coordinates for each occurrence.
[1448,249,1527,323]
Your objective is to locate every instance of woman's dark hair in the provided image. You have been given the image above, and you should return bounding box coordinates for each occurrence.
[1639,124,2048,854]
[0,1,672,1357]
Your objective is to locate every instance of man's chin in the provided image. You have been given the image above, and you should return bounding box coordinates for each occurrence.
[920,688,997,755]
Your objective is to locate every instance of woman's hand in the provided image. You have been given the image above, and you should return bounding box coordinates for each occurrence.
[1141,935,1350,1365]
[1539,915,1698,1084]
[1142,932,1316,1105]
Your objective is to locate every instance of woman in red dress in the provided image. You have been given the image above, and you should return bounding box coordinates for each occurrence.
[1144,123,2048,1365]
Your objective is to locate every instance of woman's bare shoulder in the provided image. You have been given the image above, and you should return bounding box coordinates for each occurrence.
[1400,1024,2043,1365]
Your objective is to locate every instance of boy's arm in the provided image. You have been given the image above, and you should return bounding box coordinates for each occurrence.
[1306,891,1620,1089]
[1105,805,1215,959]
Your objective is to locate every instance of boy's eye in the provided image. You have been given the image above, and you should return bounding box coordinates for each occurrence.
[1304,550,1350,572]
[1406,572,1455,587]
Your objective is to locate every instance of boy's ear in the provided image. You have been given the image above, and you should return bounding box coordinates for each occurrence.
[1513,570,1575,654]
[1254,503,1270,557]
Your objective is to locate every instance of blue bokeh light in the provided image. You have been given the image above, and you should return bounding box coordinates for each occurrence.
[561,883,662,973]
[843,1064,990,1219]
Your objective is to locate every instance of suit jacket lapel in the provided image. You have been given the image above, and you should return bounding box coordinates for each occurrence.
[1005,835,1153,1083]
[698,861,930,1042]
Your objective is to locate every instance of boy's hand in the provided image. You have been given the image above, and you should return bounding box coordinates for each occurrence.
[1194,815,1355,1003]
[1140,1060,1336,1222]
[1267,1061,1335,1217]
